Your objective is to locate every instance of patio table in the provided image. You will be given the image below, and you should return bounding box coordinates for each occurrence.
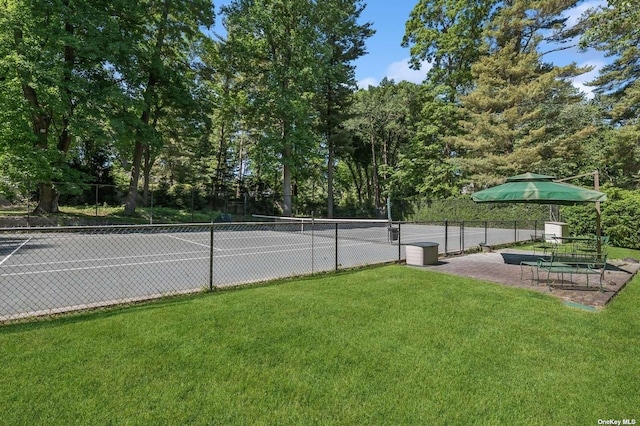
[552,236,594,254]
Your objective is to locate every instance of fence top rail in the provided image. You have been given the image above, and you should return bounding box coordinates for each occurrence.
[0,222,218,233]
[0,218,542,233]
[0,219,398,234]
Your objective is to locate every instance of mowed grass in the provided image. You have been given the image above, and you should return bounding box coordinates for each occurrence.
[1,265,639,424]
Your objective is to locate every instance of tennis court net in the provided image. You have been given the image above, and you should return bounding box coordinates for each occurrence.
[252,215,399,244]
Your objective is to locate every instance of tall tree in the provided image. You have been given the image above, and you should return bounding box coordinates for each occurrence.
[392,83,462,199]
[120,0,214,215]
[0,0,125,212]
[344,80,420,212]
[580,0,640,125]
[314,0,373,217]
[448,0,593,186]
[222,0,321,216]
[403,0,499,98]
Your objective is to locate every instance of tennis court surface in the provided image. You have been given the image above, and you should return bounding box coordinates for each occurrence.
[1,220,532,320]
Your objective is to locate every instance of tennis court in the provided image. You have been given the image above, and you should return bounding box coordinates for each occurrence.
[0,220,534,320]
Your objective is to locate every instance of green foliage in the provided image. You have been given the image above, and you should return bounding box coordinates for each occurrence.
[400,197,549,222]
[601,188,640,249]
[560,204,597,236]
[449,0,594,187]
[403,0,498,96]
[390,84,463,200]
[562,188,640,249]
[580,0,640,125]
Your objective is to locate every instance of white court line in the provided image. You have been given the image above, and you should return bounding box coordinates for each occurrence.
[4,249,208,269]
[0,237,32,266]
[0,239,385,276]
[1,255,209,277]
[165,234,221,250]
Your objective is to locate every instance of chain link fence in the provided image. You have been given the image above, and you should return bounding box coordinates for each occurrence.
[1,219,540,321]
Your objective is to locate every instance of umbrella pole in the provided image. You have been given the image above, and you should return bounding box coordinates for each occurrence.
[557,170,603,256]
[595,170,602,256]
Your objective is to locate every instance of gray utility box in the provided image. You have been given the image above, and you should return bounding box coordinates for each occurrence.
[406,242,439,266]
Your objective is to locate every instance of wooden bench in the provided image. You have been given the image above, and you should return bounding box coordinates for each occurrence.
[523,253,607,291]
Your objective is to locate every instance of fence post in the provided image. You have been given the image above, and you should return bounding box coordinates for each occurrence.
[514,220,517,243]
[397,222,401,262]
[334,222,339,271]
[444,220,448,254]
[191,187,195,223]
[484,221,488,244]
[461,221,465,253]
[209,223,214,291]
[311,212,315,274]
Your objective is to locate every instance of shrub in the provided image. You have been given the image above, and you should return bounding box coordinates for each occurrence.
[564,188,640,249]
[560,204,597,236]
[601,188,640,249]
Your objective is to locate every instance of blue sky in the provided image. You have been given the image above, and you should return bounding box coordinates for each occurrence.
[213,0,608,97]
[353,0,608,96]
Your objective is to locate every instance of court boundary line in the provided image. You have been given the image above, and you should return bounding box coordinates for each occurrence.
[4,249,208,269]
[166,234,222,250]
[1,255,209,277]
[0,237,32,266]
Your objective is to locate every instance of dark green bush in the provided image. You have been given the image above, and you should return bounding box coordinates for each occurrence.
[601,188,640,249]
[563,188,640,249]
[560,204,597,236]
[400,197,549,222]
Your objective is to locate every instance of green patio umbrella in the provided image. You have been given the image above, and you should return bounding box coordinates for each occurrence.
[471,172,607,205]
[472,172,607,254]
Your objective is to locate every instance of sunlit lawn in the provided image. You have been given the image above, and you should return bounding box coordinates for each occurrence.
[1,262,639,424]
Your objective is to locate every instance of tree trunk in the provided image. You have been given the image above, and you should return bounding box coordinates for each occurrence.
[282,145,292,216]
[370,135,380,210]
[236,137,244,199]
[123,0,167,216]
[142,144,151,206]
[34,183,59,214]
[327,144,334,218]
[124,141,145,215]
[347,161,363,206]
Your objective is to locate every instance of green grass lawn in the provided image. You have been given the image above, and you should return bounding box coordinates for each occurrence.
[2,265,639,424]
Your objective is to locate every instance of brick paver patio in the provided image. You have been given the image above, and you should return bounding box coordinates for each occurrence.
[413,248,640,308]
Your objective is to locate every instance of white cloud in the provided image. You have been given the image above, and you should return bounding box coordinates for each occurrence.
[571,60,606,99]
[356,77,379,89]
[563,0,606,28]
[386,58,432,84]
[357,58,432,88]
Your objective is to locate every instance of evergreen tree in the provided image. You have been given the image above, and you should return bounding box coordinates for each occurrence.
[449,0,592,187]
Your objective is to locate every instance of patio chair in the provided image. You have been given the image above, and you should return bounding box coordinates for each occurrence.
[532,233,556,256]
[576,235,609,255]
